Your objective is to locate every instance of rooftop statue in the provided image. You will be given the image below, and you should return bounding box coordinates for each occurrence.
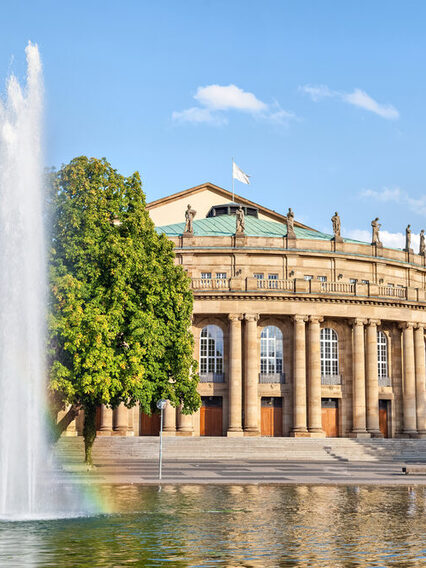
[236,206,245,234]
[331,211,342,240]
[404,224,412,252]
[371,217,382,246]
[184,204,196,234]
[287,207,296,238]
[420,229,425,256]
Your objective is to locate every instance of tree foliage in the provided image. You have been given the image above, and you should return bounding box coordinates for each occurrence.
[48,156,200,463]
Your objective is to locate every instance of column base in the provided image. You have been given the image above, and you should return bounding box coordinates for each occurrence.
[349,430,371,438]
[244,429,260,436]
[176,431,193,436]
[227,429,244,437]
[97,429,112,437]
[307,431,326,438]
[291,428,310,437]
[162,430,176,437]
[61,431,78,437]
[402,429,418,438]
[112,429,134,436]
[415,430,426,439]
[368,429,384,438]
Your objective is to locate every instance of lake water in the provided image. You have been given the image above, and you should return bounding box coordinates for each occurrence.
[0,485,424,567]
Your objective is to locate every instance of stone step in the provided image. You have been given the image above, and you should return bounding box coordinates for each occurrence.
[55,437,426,464]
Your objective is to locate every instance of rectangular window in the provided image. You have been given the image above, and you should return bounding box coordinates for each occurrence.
[361,280,369,285]
[349,278,357,284]
[318,276,327,282]
[254,273,264,279]
[215,272,227,279]
[304,275,313,281]
[387,283,394,287]
[268,274,278,289]
[201,272,212,279]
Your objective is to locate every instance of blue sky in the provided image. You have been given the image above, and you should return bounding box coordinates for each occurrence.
[1,1,426,247]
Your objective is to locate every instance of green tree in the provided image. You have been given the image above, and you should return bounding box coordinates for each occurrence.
[48,156,200,465]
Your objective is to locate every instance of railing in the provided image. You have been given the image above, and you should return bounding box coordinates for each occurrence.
[378,376,391,387]
[378,286,406,299]
[259,372,285,384]
[199,373,225,383]
[321,374,342,385]
[191,278,230,290]
[256,279,294,291]
[190,277,414,301]
[321,282,355,294]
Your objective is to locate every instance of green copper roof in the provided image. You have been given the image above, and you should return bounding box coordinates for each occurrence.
[156,214,365,244]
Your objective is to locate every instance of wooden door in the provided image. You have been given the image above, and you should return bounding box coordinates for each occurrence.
[261,398,283,437]
[379,400,389,438]
[140,412,161,436]
[200,397,223,436]
[321,398,339,437]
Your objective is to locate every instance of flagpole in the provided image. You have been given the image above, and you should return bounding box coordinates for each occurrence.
[232,157,234,202]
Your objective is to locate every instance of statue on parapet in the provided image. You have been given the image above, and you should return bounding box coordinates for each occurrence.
[404,224,413,252]
[184,204,196,234]
[371,217,382,247]
[287,207,296,239]
[420,229,425,255]
[236,206,245,234]
[331,211,342,241]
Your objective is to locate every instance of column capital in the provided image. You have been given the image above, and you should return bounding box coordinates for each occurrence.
[414,323,425,331]
[398,321,415,330]
[228,313,243,322]
[309,316,324,324]
[350,318,367,327]
[244,313,259,322]
[293,315,308,323]
[367,319,381,327]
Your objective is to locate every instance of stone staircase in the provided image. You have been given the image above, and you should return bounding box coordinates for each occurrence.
[55,437,426,464]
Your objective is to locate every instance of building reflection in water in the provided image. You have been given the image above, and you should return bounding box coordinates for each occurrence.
[0,485,424,567]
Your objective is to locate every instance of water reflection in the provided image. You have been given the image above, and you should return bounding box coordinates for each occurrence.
[0,485,424,567]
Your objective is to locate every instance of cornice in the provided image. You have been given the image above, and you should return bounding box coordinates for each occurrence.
[192,292,426,312]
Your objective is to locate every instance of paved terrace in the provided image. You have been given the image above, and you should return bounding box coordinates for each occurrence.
[56,437,426,486]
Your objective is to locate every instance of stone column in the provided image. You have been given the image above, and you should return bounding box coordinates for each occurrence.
[366,319,382,436]
[227,314,244,436]
[98,404,113,436]
[177,407,193,436]
[244,313,260,434]
[292,315,308,436]
[400,322,418,436]
[163,401,176,436]
[351,319,369,437]
[307,316,324,435]
[414,325,426,437]
[113,403,129,435]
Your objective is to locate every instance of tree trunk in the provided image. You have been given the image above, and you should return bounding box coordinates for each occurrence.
[49,404,81,444]
[83,404,97,466]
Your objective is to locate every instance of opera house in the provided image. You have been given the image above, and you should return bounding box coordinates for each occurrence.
[69,183,426,439]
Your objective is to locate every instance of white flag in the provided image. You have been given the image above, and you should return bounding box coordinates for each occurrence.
[233,161,250,185]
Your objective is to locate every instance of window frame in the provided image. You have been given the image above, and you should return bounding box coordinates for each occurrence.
[320,328,339,377]
[199,325,224,379]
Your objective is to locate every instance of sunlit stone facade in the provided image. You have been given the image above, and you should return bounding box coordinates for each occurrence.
[66,183,426,439]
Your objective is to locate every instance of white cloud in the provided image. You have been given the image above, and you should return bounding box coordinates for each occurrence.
[346,228,419,250]
[360,187,402,203]
[194,84,267,112]
[300,84,399,120]
[173,84,295,126]
[171,107,226,126]
[359,186,426,216]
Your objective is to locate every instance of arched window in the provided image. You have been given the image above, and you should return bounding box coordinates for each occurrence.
[320,328,339,377]
[200,325,224,381]
[377,331,388,379]
[260,326,283,379]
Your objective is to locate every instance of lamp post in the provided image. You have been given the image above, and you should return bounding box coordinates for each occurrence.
[156,399,167,480]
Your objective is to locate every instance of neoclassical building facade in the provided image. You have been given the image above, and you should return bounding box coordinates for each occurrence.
[65,183,426,439]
